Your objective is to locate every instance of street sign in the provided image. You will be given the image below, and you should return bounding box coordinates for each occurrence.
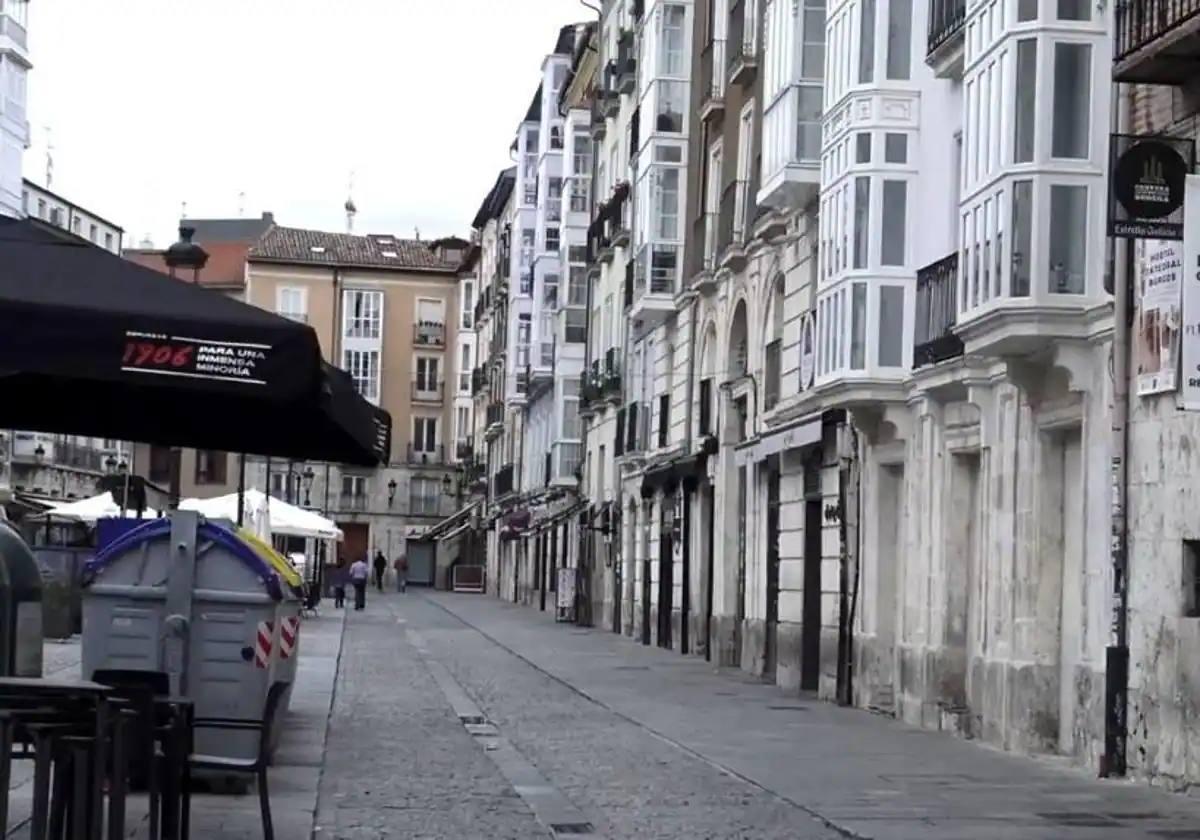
[1109,134,1194,240]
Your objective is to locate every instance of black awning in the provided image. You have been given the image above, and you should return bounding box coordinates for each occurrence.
[0,219,389,466]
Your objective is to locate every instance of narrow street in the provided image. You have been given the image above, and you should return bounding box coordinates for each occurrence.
[315,592,1200,840]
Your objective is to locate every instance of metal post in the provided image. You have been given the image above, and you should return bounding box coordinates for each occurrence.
[236,453,246,526]
[1104,81,1133,780]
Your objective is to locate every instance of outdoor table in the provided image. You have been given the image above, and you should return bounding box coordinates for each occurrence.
[0,677,111,839]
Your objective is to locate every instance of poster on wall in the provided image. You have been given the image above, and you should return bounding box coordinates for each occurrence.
[1135,238,1183,396]
[1180,177,1200,409]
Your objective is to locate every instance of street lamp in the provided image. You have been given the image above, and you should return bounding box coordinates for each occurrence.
[387,479,397,507]
[442,474,453,497]
[33,443,44,464]
[117,460,128,474]
[163,226,209,509]
[105,455,117,474]
[302,467,315,507]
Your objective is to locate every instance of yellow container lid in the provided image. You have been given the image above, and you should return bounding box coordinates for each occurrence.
[237,528,304,590]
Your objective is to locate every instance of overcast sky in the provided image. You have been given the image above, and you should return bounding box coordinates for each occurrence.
[24,0,591,248]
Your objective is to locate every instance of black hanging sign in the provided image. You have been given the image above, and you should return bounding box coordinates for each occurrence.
[1109,134,1194,240]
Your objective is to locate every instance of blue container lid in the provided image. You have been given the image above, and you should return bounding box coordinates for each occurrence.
[84,517,284,601]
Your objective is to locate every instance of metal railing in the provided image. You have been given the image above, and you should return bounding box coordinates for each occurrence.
[1115,0,1200,62]
[603,349,621,396]
[338,494,369,512]
[927,0,966,56]
[407,444,446,465]
[456,440,474,461]
[411,379,445,401]
[701,38,726,104]
[727,0,757,74]
[413,321,445,347]
[913,252,964,368]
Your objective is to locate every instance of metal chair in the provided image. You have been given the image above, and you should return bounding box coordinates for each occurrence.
[185,681,288,840]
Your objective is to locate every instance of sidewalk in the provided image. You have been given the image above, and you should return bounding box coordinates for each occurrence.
[427,592,1200,840]
[3,607,344,839]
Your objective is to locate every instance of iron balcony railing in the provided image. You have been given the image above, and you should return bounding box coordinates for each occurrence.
[413,321,445,347]
[719,179,748,252]
[411,379,445,402]
[407,444,446,465]
[913,252,964,368]
[728,0,757,74]
[338,493,369,512]
[603,349,621,396]
[701,38,726,105]
[486,402,505,426]
[493,463,515,498]
[456,440,474,461]
[1115,0,1200,64]
[471,367,487,395]
[927,0,966,56]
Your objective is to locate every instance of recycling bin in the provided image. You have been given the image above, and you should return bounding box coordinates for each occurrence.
[0,520,43,676]
[81,511,301,764]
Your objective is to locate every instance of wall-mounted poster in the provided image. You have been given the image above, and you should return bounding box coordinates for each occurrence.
[1135,238,1183,396]
[1180,177,1200,409]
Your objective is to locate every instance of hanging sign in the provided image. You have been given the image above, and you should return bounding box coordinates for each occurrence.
[1109,135,1193,240]
[1134,239,1183,396]
[1180,177,1200,409]
[799,311,816,390]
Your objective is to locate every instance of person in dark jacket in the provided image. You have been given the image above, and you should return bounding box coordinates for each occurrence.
[373,550,387,591]
[331,560,347,608]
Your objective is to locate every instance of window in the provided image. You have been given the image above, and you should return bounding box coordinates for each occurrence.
[568,245,587,264]
[343,349,380,402]
[194,450,227,485]
[858,0,875,84]
[1012,180,1033,296]
[550,125,563,150]
[1052,44,1091,159]
[341,474,367,499]
[456,405,471,442]
[104,232,114,251]
[413,417,438,452]
[884,133,907,163]
[855,133,871,163]
[1057,0,1089,19]
[881,180,907,266]
[565,309,587,343]
[71,217,80,233]
[878,286,904,366]
[546,227,560,252]
[36,198,45,219]
[149,446,172,484]
[568,267,588,306]
[277,287,307,323]
[797,86,823,161]
[410,477,440,516]
[1014,40,1037,163]
[661,4,686,75]
[517,313,532,366]
[1183,541,1200,618]
[655,168,681,239]
[850,284,867,370]
[1017,0,1037,20]
[886,0,911,79]
[654,145,684,163]
[89,224,98,243]
[343,290,383,339]
[853,176,870,269]
[1048,185,1087,294]
[461,281,474,328]
[415,357,439,391]
[459,345,472,392]
[801,0,827,78]
[572,131,591,176]
[563,397,581,438]
[655,80,687,132]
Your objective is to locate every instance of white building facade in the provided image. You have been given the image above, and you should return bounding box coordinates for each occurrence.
[0,0,29,219]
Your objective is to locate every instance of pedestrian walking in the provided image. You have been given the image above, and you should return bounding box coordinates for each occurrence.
[332,559,348,608]
[373,550,387,592]
[394,554,408,593]
[349,555,369,610]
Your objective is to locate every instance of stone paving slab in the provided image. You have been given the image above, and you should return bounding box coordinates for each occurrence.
[426,592,1200,840]
[3,607,344,839]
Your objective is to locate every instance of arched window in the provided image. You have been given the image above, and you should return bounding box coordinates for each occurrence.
[765,275,784,410]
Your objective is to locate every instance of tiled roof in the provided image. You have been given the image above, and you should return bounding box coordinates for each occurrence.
[249,226,458,272]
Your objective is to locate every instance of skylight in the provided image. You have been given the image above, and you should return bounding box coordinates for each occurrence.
[310,246,326,254]
[381,250,398,258]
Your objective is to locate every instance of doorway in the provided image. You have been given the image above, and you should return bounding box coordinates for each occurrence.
[1047,428,1084,754]
[641,503,652,645]
[680,487,691,655]
[944,452,980,713]
[658,496,674,649]
[802,490,822,692]
[408,540,436,587]
[765,465,781,678]
[613,507,623,634]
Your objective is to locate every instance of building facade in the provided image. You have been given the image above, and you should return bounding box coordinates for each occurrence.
[23,179,124,252]
[452,0,1200,794]
[244,226,462,583]
[0,0,29,219]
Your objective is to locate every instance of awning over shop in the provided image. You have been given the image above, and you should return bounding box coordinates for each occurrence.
[0,219,390,466]
[734,411,824,467]
[425,502,479,541]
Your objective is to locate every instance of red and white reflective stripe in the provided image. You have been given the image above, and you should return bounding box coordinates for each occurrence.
[279,616,300,660]
[255,620,273,669]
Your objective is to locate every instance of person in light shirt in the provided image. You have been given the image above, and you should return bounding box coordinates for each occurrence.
[349,555,369,610]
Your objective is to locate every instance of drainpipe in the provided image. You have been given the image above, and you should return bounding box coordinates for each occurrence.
[1104,80,1133,779]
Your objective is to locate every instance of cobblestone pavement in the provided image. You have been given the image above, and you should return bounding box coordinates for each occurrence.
[317,593,837,840]
[426,591,1200,840]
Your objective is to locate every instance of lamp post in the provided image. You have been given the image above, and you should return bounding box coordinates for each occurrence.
[387,479,397,507]
[163,226,209,509]
[302,467,315,507]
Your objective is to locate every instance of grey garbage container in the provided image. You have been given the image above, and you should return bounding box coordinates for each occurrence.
[0,521,43,676]
[81,511,300,764]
